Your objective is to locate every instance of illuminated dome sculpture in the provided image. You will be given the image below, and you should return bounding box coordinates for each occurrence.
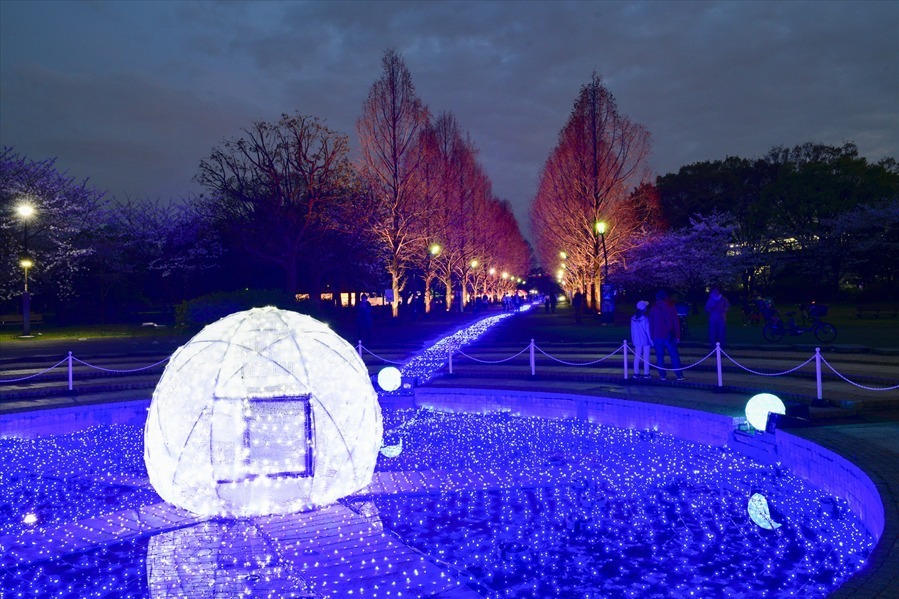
[144,307,383,517]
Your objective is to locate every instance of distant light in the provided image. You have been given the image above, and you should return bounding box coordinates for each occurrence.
[429,243,441,256]
[471,259,479,268]
[23,513,37,525]
[377,367,402,392]
[559,251,567,260]
[489,268,496,275]
[745,393,785,431]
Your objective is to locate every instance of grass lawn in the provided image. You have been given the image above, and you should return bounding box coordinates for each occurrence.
[1,301,896,351]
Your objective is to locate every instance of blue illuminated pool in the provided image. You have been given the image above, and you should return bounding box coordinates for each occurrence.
[0,400,876,599]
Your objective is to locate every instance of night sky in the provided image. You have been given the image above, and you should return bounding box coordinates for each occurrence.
[2,0,897,233]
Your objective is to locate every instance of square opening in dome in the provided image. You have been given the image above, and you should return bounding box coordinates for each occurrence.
[213,395,315,484]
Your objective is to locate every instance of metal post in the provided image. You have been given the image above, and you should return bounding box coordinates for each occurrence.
[815,348,823,402]
[357,340,362,358]
[449,347,453,375]
[716,342,723,387]
[68,351,73,391]
[530,339,535,376]
[623,340,628,379]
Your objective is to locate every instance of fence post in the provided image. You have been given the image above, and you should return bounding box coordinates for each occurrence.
[448,347,453,375]
[623,340,629,379]
[530,339,535,376]
[357,340,363,359]
[68,351,73,392]
[815,347,823,403]
[716,343,723,387]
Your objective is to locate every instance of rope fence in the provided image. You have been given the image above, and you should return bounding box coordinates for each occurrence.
[2,342,897,402]
[359,339,899,402]
[0,351,169,392]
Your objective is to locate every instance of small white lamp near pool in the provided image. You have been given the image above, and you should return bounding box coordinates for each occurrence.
[377,366,402,392]
[745,392,786,432]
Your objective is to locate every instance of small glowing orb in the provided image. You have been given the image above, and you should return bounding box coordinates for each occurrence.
[748,493,782,529]
[745,393,786,431]
[377,366,402,392]
[380,437,403,458]
[22,513,37,525]
[144,307,383,517]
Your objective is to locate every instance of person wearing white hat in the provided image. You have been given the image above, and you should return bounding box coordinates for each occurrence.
[630,300,651,379]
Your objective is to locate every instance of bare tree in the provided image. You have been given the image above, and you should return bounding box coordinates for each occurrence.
[196,113,354,295]
[531,74,653,310]
[356,49,431,317]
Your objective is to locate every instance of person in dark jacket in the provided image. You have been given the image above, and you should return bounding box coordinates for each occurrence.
[649,290,684,380]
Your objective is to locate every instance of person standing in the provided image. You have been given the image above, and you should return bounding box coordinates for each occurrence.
[705,286,730,347]
[572,290,583,323]
[630,300,651,379]
[649,290,684,381]
[356,294,372,345]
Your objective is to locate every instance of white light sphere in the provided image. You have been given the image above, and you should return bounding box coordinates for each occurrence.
[144,307,383,517]
[377,366,402,392]
[745,393,786,431]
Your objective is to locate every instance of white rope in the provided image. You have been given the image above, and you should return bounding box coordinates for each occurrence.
[642,347,717,372]
[535,343,622,366]
[820,356,899,391]
[456,346,529,364]
[0,357,68,383]
[720,349,815,376]
[360,346,405,365]
[72,356,170,373]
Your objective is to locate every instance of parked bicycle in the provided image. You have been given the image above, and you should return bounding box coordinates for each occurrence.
[762,303,838,343]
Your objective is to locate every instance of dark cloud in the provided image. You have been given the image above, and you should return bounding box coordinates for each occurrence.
[1,0,897,234]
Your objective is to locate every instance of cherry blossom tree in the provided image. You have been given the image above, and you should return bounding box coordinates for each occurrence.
[0,148,107,305]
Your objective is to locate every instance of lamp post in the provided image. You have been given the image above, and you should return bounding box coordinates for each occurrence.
[596,221,610,322]
[17,202,35,337]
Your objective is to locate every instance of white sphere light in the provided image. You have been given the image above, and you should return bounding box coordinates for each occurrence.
[144,307,383,517]
[745,392,786,431]
[377,366,402,392]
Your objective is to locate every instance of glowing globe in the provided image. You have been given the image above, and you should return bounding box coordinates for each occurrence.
[377,366,402,392]
[745,393,786,432]
[144,307,383,517]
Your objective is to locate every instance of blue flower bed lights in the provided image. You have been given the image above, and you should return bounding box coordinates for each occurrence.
[0,408,874,599]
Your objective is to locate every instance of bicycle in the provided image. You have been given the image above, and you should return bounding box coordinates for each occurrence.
[762,303,838,344]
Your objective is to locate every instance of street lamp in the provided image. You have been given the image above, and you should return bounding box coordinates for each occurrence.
[17,202,36,337]
[596,220,610,322]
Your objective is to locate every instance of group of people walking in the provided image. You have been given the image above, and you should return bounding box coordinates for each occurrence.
[630,287,730,381]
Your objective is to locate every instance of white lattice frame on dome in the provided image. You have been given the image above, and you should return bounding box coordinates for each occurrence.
[144,307,383,517]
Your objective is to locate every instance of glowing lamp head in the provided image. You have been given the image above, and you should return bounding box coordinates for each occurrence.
[429,243,441,256]
[745,393,786,431]
[377,366,402,392]
[144,307,383,517]
[22,513,38,525]
[19,258,33,269]
[596,221,606,235]
[17,203,35,219]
